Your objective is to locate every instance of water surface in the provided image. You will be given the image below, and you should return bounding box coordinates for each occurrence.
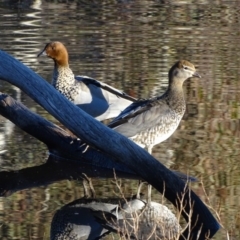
[0,0,240,239]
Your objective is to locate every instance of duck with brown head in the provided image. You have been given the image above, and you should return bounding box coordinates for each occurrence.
[38,41,136,121]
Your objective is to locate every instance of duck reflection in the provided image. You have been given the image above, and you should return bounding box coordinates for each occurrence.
[0,155,193,239]
[51,184,181,240]
[51,198,116,240]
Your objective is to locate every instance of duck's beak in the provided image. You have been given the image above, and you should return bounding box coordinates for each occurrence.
[37,48,47,57]
[37,43,49,57]
[192,72,201,78]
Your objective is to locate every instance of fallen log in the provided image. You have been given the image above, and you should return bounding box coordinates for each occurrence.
[0,93,195,193]
[0,50,220,239]
[0,93,143,176]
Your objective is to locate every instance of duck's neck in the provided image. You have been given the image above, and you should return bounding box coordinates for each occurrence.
[165,78,186,114]
[168,76,185,91]
[52,62,75,91]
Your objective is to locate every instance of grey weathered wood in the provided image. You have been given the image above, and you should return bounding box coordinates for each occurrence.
[0,93,141,178]
[0,50,220,239]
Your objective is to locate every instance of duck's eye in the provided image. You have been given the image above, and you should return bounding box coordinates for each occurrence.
[52,46,55,50]
[183,66,188,70]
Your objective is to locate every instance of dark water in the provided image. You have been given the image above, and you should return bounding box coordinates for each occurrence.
[0,0,240,239]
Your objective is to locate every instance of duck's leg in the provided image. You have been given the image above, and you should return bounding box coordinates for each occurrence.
[136,145,153,200]
[146,145,153,204]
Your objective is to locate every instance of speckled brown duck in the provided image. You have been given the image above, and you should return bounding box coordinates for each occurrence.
[108,60,201,154]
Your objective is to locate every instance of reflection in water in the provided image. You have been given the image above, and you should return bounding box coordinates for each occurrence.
[0,87,20,158]
[0,161,182,240]
[0,156,143,198]
[0,156,183,240]
[0,0,240,239]
[0,120,12,155]
[93,183,181,240]
[51,196,181,240]
[51,198,115,240]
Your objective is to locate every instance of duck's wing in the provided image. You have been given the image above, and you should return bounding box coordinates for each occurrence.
[92,210,120,230]
[74,75,136,121]
[51,204,110,240]
[75,76,137,102]
[108,99,152,125]
[108,97,171,138]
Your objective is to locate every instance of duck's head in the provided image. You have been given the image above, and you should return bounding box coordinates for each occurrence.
[168,60,201,86]
[38,41,69,67]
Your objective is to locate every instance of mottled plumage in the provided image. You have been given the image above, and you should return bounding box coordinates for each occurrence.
[51,187,181,240]
[50,199,116,240]
[94,185,181,240]
[108,60,201,153]
[38,41,136,121]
